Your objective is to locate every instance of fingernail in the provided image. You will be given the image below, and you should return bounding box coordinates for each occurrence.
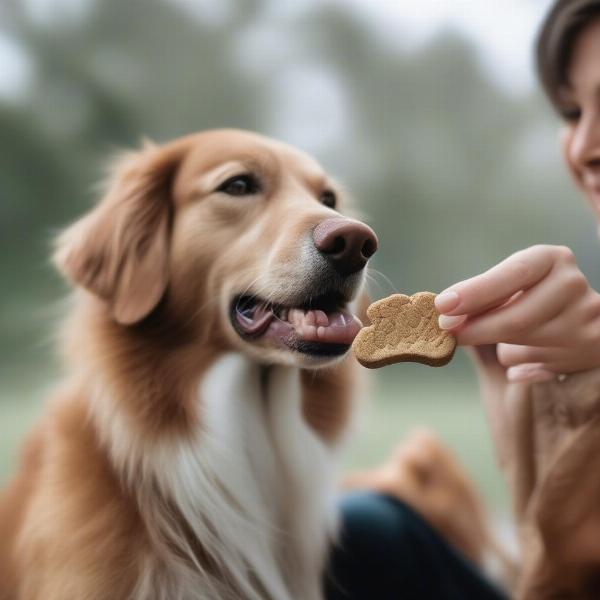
[435,291,460,313]
[438,314,466,330]
[507,366,556,383]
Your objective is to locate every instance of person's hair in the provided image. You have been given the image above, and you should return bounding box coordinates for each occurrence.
[536,0,600,114]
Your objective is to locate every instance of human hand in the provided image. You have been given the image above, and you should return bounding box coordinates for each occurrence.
[434,245,600,383]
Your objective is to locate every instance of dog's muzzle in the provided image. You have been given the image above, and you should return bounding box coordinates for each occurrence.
[230,217,378,359]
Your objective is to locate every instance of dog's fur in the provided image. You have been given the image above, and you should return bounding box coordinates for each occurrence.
[0,130,371,600]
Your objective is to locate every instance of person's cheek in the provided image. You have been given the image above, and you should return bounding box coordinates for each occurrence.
[560,126,577,175]
[560,125,588,193]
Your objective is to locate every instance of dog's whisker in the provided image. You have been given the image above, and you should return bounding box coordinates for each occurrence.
[366,268,397,295]
[364,272,393,299]
[183,269,270,331]
[179,295,222,333]
[364,272,384,295]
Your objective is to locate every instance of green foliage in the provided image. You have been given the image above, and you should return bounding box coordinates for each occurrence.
[2,0,597,375]
[1,2,598,499]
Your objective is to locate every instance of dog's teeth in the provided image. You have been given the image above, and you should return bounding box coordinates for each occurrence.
[305,311,316,326]
[288,308,303,325]
[280,308,288,321]
[314,310,329,326]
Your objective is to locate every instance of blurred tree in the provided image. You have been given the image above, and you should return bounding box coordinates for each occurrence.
[0,0,596,384]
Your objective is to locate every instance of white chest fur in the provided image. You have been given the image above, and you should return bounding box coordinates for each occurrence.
[129,354,340,600]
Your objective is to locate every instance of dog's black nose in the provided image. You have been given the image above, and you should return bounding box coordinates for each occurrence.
[313,218,378,276]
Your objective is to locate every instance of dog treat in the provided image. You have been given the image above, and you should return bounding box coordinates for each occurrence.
[352,292,456,368]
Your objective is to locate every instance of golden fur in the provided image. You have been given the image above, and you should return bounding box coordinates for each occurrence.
[0,130,370,599]
[0,129,507,599]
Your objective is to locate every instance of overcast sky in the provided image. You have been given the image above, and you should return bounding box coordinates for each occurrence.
[0,0,555,99]
[344,0,554,94]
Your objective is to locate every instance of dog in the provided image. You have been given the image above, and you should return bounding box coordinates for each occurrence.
[0,129,378,600]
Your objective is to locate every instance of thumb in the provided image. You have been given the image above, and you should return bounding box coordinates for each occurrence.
[506,363,557,383]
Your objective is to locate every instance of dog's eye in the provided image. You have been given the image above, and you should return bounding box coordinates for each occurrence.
[320,190,337,209]
[216,174,261,197]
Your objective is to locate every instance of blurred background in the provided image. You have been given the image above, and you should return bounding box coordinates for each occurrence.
[1,0,597,526]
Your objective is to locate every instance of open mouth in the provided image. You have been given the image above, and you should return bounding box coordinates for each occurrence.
[230,292,362,357]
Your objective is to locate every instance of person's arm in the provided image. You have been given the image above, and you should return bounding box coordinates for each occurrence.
[438,249,600,597]
[474,356,600,599]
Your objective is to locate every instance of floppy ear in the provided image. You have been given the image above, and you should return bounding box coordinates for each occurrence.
[54,140,186,325]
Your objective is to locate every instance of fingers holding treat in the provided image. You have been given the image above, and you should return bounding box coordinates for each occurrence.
[434,246,564,318]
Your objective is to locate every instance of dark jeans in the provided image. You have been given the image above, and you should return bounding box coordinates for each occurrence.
[326,491,508,600]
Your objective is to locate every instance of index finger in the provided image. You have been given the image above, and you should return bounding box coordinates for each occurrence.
[435,246,558,316]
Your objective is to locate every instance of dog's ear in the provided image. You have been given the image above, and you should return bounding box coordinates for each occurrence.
[54,140,187,325]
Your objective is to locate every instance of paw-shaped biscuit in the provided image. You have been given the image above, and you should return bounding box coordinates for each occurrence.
[352,292,456,368]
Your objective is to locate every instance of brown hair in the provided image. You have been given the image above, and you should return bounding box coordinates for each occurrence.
[536,0,600,114]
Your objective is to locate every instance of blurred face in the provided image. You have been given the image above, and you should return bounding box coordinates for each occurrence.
[560,18,600,217]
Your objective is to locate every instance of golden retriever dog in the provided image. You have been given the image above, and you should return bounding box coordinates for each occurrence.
[0,129,379,600]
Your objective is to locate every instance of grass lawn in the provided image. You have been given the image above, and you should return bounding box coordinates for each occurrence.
[0,360,509,516]
[344,367,509,514]
[0,366,55,487]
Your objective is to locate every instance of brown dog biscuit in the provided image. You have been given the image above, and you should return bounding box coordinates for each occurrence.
[352,292,456,368]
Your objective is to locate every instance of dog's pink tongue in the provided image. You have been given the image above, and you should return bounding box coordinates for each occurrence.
[289,309,362,345]
[236,302,273,335]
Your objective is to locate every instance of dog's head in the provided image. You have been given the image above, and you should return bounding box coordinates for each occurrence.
[54,129,377,369]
